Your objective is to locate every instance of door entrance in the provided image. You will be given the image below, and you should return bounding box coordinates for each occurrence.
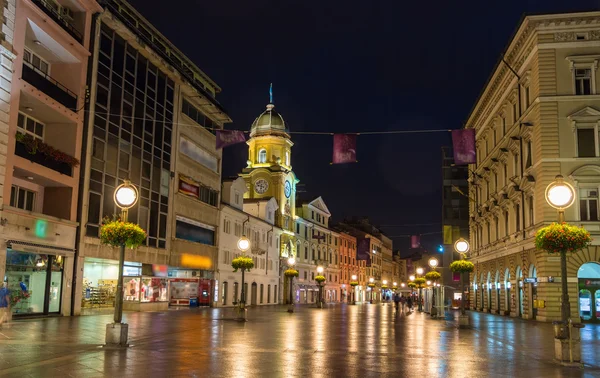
[251,283,257,306]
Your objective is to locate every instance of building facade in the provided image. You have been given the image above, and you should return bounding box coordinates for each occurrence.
[74,0,230,314]
[338,231,358,303]
[216,178,280,307]
[467,11,600,322]
[441,146,470,303]
[1,0,101,320]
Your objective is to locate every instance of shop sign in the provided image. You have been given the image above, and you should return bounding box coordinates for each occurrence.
[524,278,537,283]
[179,176,200,197]
[152,264,168,277]
[584,280,600,286]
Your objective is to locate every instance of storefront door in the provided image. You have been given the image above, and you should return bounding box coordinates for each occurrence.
[578,262,600,323]
[6,251,64,317]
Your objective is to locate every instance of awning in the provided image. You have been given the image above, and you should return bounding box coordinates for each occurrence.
[6,239,75,256]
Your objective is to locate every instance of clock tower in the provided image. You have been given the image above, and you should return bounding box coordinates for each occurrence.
[239,101,298,256]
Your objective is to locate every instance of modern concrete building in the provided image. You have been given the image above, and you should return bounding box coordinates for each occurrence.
[1,0,102,320]
[467,11,600,322]
[74,0,230,314]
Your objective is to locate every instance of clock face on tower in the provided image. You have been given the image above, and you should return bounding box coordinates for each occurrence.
[254,179,269,194]
[284,180,291,198]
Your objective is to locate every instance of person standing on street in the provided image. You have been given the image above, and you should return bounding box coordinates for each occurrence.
[393,292,400,312]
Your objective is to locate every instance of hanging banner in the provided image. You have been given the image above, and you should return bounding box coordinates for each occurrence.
[332,134,357,164]
[216,130,246,149]
[411,235,420,249]
[443,225,452,245]
[452,129,476,165]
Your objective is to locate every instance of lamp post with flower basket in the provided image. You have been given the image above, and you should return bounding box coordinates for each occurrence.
[350,274,359,305]
[450,238,474,328]
[232,236,253,321]
[425,266,441,317]
[284,257,298,313]
[102,180,144,347]
[538,175,591,363]
[315,266,325,308]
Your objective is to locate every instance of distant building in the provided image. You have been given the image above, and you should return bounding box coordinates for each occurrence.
[441,146,470,303]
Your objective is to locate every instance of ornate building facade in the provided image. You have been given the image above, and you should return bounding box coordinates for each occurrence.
[467,11,600,323]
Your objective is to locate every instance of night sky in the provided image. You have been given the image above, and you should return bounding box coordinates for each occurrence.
[128,0,598,254]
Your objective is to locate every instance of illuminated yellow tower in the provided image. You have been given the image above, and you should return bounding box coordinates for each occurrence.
[240,98,298,256]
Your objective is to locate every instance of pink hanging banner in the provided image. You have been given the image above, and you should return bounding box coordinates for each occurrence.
[451,129,476,165]
[216,130,246,149]
[332,134,357,164]
[411,235,420,249]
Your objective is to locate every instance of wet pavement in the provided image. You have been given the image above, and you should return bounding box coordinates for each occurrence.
[0,304,599,377]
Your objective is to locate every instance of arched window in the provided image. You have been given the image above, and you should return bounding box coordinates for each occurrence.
[285,151,290,166]
[258,149,267,163]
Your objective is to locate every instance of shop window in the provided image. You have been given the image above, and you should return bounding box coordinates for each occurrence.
[10,185,36,212]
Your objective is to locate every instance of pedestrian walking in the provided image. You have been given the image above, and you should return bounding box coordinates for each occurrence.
[393,292,400,312]
[407,296,413,312]
[0,283,10,325]
[400,295,406,313]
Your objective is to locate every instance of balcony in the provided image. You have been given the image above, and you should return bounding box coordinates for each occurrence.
[22,64,77,110]
[14,135,75,176]
[31,0,83,43]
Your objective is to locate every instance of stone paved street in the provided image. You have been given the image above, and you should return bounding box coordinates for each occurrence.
[0,304,599,377]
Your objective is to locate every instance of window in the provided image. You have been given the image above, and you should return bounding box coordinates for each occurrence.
[23,48,49,74]
[525,140,533,168]
[222,250,232,264]
[234,192,240,205]
[577,129,596,157]
[523,85,530,108]
[234,223,241,237]
[575,68,592,95]
[512,102,518,123]
[515,204,521,232]
[176,217,215,246]
[505,210,509,237]
[304,271,307,280]
[10,185,35,211]
[224,219,231,234]
[311,272,314,281]
[304,246,308,260]
[285,151,290,166]
[580,188,599,221]
[502,116,506,135]
[182,99,217,132]
[296,223,300,234]
[529,196,534,226]
[258,149,267,163]
[17,112,44,141]
[513,154,519,176]
[494,216,499,241]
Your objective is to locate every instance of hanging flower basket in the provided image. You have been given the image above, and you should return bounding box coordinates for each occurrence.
[450,260,475,273]
[232,255,254,272]
[425,271,442,281]
[413,277,426,286]
[407,282,417,288]
[100,219,147,248]
[535,222,592,253]
[315,275,326,283]
[381,285,389,289]
[392,286,398,290]
[350,281,359,287]
[284,269,299,277]
[367,283,376,288]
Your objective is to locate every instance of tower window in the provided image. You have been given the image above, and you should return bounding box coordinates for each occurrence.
[258,149,267,163]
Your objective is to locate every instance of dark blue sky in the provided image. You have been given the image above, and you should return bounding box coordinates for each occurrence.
[129,0,599,253]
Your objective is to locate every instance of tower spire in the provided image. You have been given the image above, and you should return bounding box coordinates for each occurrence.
[269,83,273,104]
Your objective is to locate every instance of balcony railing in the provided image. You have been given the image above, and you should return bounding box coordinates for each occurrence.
[31,0,83,42]
[22,64,78,110]
[14,139,73,176]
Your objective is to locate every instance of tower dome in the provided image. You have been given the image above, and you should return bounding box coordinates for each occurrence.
[250,103,289,138]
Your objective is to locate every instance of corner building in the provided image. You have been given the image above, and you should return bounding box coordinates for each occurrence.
[74,0,230,314]
[1,0,102,320]
[467,11,600,323]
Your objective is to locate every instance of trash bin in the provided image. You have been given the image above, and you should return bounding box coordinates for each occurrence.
[552,321,567,339]
[189,297,198,308]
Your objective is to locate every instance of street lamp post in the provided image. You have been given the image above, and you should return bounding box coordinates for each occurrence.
[317,266,324,308]
[369,277,374,304]
[454,238,470,320]
[416,267,424,312]
[106,180,138,347]
[545,175,576,323]
[428,257,439,317]
[351,274,357,305]
[287,257,296,313]
[237,236,251,308]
